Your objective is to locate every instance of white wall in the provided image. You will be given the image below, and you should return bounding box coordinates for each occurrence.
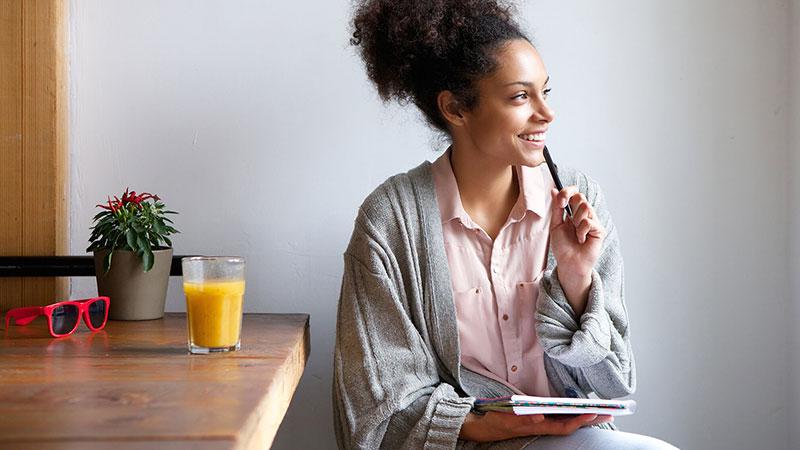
[68,1,794,449]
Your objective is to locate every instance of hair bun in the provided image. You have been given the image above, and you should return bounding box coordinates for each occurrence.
[351,0,526,132]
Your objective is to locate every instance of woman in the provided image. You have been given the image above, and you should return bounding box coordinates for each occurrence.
[333,1,677,448]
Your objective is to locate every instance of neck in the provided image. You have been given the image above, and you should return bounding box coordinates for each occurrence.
[449,143,518,216]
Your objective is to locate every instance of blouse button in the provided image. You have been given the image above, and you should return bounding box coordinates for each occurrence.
[502,314,509,321]
[475,288,481,294]
[510,365,518,372]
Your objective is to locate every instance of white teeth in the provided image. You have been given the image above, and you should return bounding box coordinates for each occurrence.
[519,132,546,141]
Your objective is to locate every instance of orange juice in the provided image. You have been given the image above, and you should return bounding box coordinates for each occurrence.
[184,280,245,349]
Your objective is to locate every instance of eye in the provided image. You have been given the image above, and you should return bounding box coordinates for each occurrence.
[543,88,552,99]
[512,92,528,100]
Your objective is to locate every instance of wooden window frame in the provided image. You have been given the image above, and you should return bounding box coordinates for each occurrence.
[1,0,69,312]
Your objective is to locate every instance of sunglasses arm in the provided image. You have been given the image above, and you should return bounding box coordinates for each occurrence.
[5,306,45,328]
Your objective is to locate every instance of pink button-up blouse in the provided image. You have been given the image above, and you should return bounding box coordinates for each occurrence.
[431,149,556,397]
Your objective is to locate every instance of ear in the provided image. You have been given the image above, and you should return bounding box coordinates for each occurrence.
[437,90,466,128]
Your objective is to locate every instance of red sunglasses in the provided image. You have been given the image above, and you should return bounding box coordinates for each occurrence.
[4,297,110,338]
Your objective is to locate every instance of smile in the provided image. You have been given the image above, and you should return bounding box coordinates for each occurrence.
[518,132,546,141]
[517,132,546,148]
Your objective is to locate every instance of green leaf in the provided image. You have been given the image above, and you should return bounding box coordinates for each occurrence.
[125,229,137,251]
[163,236,172,247]
[104,249,114,274]
[142,248,154,272]
[136,235,148,253]
[153,221,165,234]
[111,231,124,248]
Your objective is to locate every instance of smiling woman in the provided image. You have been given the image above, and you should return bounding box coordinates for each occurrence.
[333,0,677,449]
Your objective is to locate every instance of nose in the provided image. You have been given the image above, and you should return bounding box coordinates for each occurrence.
[534,99,555,123]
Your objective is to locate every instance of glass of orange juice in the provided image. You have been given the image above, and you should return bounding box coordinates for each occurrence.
[181,256,245,354]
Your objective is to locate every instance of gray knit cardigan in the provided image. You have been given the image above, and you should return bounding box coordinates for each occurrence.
[333,161,635,449]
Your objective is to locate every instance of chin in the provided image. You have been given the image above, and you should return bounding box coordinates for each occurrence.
[519,153,546,168]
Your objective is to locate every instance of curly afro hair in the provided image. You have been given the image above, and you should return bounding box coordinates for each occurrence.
[350,0,529,133]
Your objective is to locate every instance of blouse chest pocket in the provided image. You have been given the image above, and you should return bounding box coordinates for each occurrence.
[515,271,544,294]
[511,272,545,353]
[451,284,500,357]
[514,279,543,310]
[452,285,492,316]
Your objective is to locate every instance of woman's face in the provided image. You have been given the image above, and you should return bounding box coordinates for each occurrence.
[456,39,555,168]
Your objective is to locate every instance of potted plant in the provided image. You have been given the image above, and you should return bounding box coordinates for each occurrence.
[87,188,179,320]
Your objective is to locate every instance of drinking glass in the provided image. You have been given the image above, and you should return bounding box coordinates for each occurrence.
[181,256,245,354]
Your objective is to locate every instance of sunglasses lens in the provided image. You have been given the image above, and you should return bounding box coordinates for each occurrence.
[51,304,79,335]
[87,299,107,328]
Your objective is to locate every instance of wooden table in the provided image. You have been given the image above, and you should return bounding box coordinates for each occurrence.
[0,313,310,449]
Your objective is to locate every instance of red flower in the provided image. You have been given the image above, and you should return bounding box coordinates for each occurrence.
[96,196,121,213]
[96,188,160,213]
[136,193,158,203]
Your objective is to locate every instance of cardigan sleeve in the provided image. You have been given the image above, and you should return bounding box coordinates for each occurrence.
[534,172,636,399]
[333,251,474,450]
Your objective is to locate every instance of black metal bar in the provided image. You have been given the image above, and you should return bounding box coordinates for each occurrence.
[0,256,189,277]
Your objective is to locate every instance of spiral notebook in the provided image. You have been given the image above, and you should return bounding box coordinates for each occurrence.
[473,395,636,416]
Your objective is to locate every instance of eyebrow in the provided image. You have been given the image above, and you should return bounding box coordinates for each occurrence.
[504,76,550,88]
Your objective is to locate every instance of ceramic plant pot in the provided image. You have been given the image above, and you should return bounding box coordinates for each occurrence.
[93,248,173,320]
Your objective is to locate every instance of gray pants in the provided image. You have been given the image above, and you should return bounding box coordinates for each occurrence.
[525,428,679,449]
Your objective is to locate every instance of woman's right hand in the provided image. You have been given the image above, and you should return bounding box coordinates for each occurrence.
[458,411,613,442]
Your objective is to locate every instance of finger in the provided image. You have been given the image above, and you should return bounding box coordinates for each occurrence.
[586,218,605,239]
[557,186,580,210]
[527,414,546,424]
[576,219,590,244]
[576,217,596,243]
[571,201,591,227]
[567,414,599,433]
[567,192,587,214]
[578,217,605,244]
[586,415,614,427]
[550,414,596,435]
[551,186,581,229]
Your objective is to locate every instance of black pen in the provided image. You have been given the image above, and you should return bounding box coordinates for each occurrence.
[542,145,573,218]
